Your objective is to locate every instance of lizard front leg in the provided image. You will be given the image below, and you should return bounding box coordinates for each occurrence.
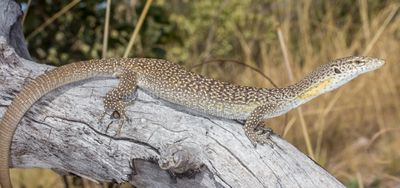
[244,104,276,145]
[103,69,138,134]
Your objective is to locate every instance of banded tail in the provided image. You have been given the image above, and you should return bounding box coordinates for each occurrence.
[0,60,120,188]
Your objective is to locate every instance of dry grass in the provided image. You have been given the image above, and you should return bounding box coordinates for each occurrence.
[12,0,400,187]
[275,4,400,187]
[260,2,399,187]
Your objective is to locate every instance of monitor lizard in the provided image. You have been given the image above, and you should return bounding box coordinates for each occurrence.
[0,56,384,187]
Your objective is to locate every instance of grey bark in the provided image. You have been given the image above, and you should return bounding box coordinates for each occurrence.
[0,0,345,187]
[0,0,31,60]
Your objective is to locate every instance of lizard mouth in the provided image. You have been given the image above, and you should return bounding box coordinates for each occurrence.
[361,57,385,73]
[371,58,385,68]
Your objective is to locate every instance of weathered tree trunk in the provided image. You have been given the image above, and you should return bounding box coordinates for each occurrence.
[0,0,344,187]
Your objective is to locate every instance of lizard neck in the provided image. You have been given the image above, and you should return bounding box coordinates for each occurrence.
[288,74,334,106]
[252,78,334,120]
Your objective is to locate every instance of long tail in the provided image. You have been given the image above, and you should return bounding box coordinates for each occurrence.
[0,59,119,188]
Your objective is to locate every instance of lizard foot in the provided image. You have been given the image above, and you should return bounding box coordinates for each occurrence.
[102,98,130,135]
[247,126,274,146]
[105,109,129,136]
[99,110,129,136]
[113,110,128,136]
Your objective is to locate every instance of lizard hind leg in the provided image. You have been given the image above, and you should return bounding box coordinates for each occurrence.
[101,69,138,134]
[244,104,277,146]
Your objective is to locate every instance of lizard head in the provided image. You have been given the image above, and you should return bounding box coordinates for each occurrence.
[295,56,385,101]
[320,56,385,92]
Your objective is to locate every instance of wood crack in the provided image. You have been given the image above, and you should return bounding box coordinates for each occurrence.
[209,135,265,186]
[46,115,161,155]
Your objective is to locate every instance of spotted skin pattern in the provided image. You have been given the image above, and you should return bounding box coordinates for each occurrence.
[102,69,138,132]
[0,56,385,187]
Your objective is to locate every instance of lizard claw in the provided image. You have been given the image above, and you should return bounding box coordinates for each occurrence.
[255,126,273,136]
[115,114,127,136]
[248,126,274,146]
[107,110,128,136]
[98,109,128,136]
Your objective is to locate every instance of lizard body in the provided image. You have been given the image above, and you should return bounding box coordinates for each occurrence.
[0,56,384,187]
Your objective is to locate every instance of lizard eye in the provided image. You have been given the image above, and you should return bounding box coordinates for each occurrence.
[334,67,341,74]
[354,60,365,65]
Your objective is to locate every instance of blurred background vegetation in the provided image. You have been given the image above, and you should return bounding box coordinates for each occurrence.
[11,0,400,187]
